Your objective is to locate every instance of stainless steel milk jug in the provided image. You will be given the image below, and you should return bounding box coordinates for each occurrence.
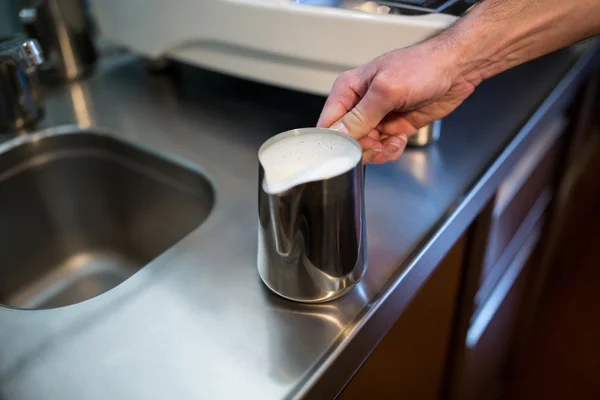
[257,128,367,303]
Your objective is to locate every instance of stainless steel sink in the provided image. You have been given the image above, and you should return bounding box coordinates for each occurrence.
[0,127,214,310]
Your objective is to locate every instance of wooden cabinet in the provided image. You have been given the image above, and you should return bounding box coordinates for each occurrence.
[447,114,569,400]
[476,116,565,310]
[454,221,543,400]
[338,235,467,400]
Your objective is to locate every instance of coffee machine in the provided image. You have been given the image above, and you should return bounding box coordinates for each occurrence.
[88,0,476,95]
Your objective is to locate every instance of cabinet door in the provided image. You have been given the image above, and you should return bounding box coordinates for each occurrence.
[474,188,552,315]
[337,235,466,400]
[480,116,565,289]
[455,222,542,400]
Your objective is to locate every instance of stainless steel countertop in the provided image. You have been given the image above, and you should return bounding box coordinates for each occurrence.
[1,40,598,400]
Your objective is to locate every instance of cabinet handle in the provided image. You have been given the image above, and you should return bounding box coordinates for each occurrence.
[466,221,541,348]
[475,189,552,307]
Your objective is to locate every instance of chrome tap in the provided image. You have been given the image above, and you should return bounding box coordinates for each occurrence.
[0,37,45,132]
[19,0,97,83]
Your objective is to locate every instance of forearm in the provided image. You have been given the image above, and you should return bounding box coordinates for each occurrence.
[434,0,600,85]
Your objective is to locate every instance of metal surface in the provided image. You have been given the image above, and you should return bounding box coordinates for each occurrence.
[0,39,597,400]
[19,0,97,83]
[0,36,44,131]
[407,119,442,147]
[257,128,367,303]
[382,0,477,15]
[0,127,214,310]
[296,0,476,15]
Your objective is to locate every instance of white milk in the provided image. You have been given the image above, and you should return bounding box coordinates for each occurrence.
[259,131,361,194]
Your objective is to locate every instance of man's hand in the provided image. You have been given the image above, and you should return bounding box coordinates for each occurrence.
[317,41,476,164]
[318,0,600,164]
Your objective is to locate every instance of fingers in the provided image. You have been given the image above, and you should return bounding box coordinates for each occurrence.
[358,129,383,162]
[317,70,365,129]
[377,112,419,137]
[369,134,408,164]
[330,78,395,140]
[358,132,383,152]
[363,148,383,164]
[377,102,456,138]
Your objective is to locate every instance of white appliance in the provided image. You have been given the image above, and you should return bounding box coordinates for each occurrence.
[89,0,466,95]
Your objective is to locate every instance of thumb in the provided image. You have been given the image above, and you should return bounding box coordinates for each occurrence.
[330,83,393,139]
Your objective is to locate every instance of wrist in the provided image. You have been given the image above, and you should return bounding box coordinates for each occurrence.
[420,25,484,88]
[431,0,578,87]
[427,3,520,87]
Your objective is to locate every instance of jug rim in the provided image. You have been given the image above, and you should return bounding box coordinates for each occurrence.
[258,127,362,157]
[258,127,363,194]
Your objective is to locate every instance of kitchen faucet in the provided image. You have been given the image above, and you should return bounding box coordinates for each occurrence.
[1,0,97,133]
[0,37,45,132]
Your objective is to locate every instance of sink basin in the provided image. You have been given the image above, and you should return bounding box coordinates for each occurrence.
[0,127,214,310]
